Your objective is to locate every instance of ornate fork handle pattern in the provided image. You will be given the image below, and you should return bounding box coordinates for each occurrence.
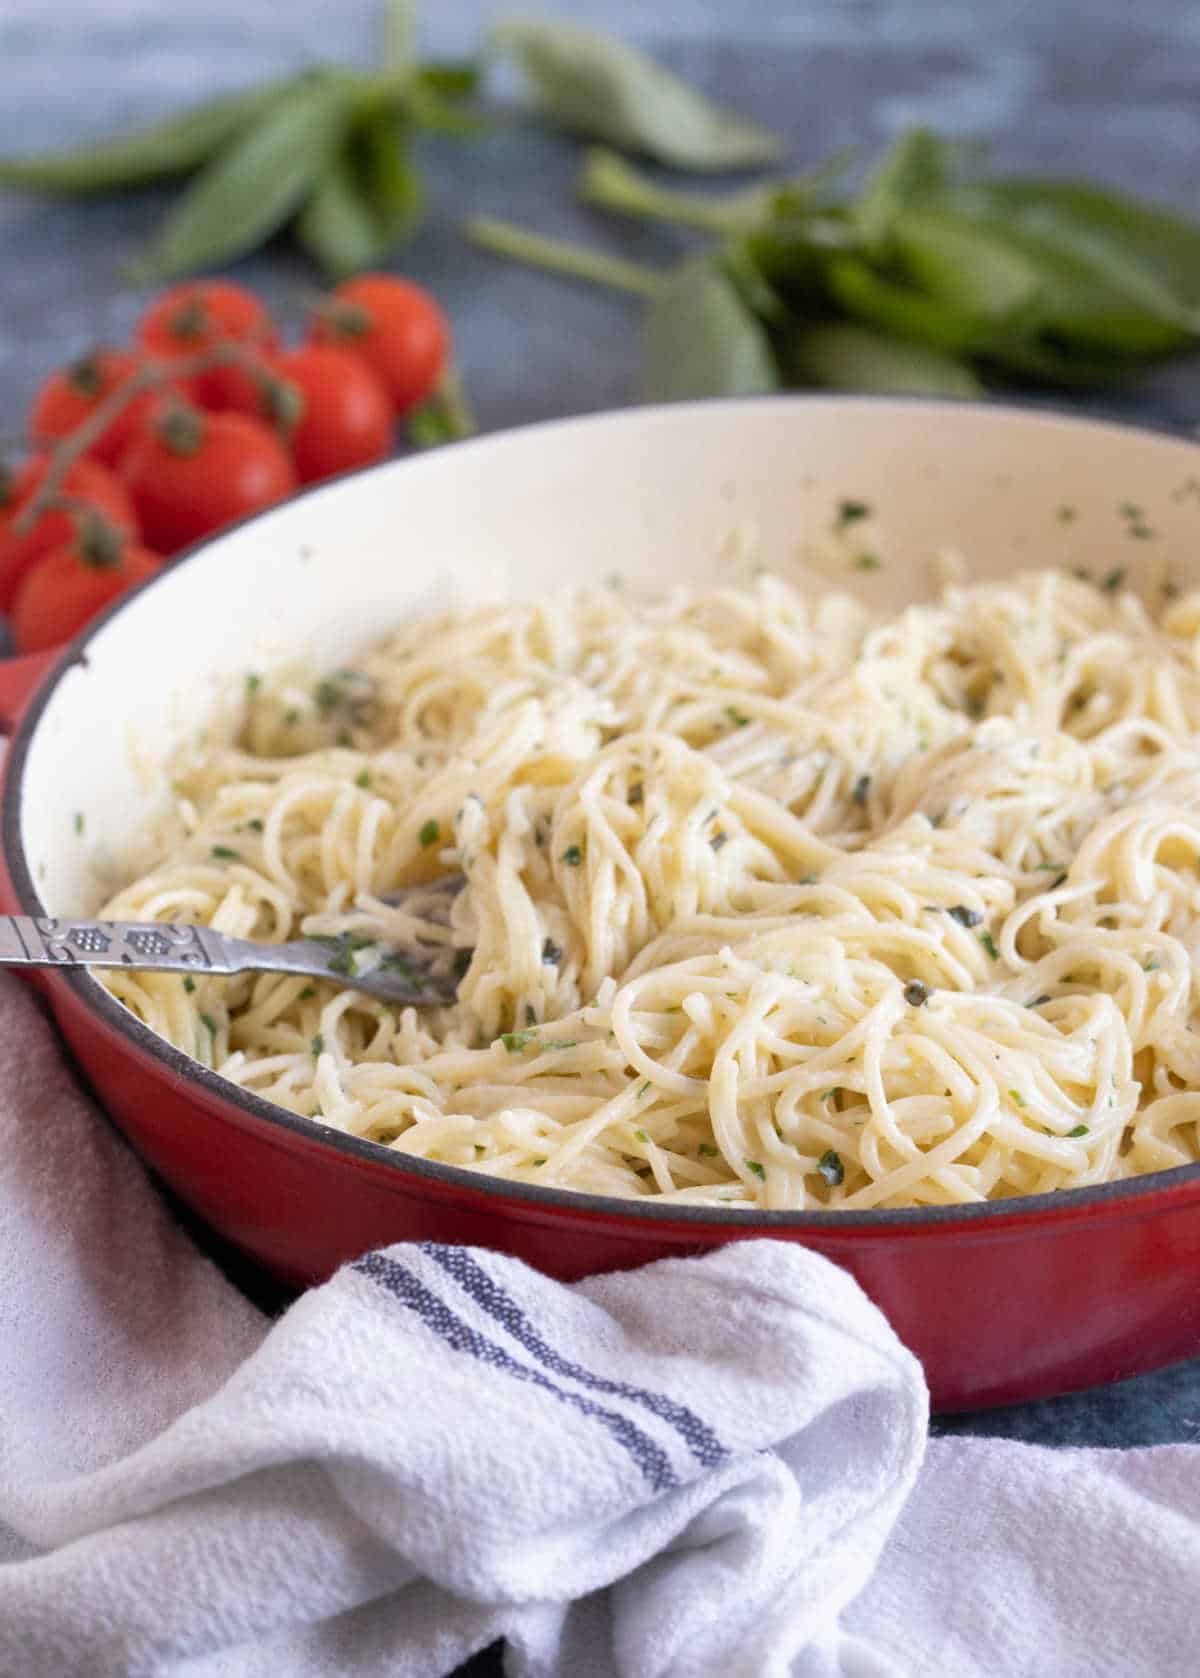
[0,915,460,1005]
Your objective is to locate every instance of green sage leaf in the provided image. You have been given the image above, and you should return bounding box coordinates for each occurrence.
[495,17,781,171]
[641,253,779,401]
[300,112,424,278]
[132,71,354,280]
[786,322,983,397]
[0,79,293,196]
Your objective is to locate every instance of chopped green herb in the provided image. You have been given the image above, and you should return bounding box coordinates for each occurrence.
[852,773,871,806]
[1034,861,1064,871]
[1028,994,1052,1008]
[1143,959,1160,972]
[183,976,196,994]
[500,1030,538,1053]
[211,845,239,860]
[298,985,316,1001]
[542,1039,579,1051]
[697,1142,719,1157]
[419,818,441,848]
[817,1148,844,1187]
[1101,566,1125,592]
[979,930,1000,961]
[710,828,729,852]
[199,1013,217,1036]
[245,672,261,694]
[745,1158,766,1180]
[1008,1088,1026,1107]
[947,905,982,928]
[1071,566,1092,582]
[562,844,583,866]
[1056,505,1077,524]
[532,1157,548,1167]
[336,728,353,747]
[904,980,930,1007]
[283,708,300,726]
[1068,1124,1090,1138]
[854,552,881,571]
[246,818,264,832]
[635,1128,650,1143]
[835,497,872,528]
[355,770,371,789]
[724,704,751,727]
[314,678,343,713]
[311,1034,324,1055]
[326,949,355,976]
[73,811,84,836]
[798,872,819,885]
[638,1081,650,1096]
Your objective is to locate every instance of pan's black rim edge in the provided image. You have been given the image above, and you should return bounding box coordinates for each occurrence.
[7,392,1200,1236]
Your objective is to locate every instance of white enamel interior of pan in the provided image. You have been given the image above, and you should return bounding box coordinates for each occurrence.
[14,396,1200,916]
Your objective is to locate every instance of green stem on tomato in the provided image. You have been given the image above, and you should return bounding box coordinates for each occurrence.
[465,215,665,298]
[577,147,769,235]
[11,340,278,536]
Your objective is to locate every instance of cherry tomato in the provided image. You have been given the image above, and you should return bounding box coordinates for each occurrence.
[116,401,296,553]
[268,346,393,484]
[136,281,277,415]
[0,453,138,611]
[29,348,170,468]
[12,527,161,653]
[309,274,449,414]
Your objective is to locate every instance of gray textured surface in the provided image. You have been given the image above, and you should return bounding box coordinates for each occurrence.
[3,1,1200,1459]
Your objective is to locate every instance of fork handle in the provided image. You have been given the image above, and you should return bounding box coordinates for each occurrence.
[0,916,238,976]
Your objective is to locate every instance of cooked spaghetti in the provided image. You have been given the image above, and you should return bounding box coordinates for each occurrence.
[97,566,1200,1209]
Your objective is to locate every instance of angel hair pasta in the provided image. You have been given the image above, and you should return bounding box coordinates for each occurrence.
[97,567,1200,1210]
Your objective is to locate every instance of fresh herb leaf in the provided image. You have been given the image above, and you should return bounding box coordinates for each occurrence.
[73,811,84,835]
[211,845,239,860]
[542,1039,579,1051]
[419,818,441,848]
[854,552,883,570]
[200,1013,218,1036]
[786,321,984,398]
[947,905,983,928]
[1068,1123,1090,1138]
[561,844,583,866]
[298,985,316,1000]
[817,1148,845,1186]
[836,498,872,527]
[635,1128,650,1142]
[979,930,1000,960]
[355,770,371,789]
[495,18,781,170]
[1101,566,1125,591]
[724,704,752,727]
[697,1142,719,1157]
[0,79,292,195]
[183,976,196,994]
[641,252,779,401]
[745,1158,766,1179]
[132,72,354,280]
[311,1033,325,1055]
[1008,1088,1026,1107]
[501,1030,538,1052]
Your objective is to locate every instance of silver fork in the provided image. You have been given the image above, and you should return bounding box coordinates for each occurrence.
[0,876,467,1005]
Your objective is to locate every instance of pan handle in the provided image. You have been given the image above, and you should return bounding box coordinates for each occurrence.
[0,650,60,735]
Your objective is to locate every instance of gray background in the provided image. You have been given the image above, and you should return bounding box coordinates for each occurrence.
[3,0,1200,1457]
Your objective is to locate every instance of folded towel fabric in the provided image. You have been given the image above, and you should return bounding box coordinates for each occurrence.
[0,969,1197,1678]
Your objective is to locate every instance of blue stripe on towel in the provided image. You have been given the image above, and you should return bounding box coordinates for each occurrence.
[422,1243,729,1469]
[353,1251,679,1492]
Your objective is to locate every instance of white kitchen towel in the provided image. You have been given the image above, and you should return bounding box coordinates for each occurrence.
[0,965,1198,1678]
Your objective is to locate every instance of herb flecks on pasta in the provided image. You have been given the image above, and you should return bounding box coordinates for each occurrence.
[99,569,1200,1209]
